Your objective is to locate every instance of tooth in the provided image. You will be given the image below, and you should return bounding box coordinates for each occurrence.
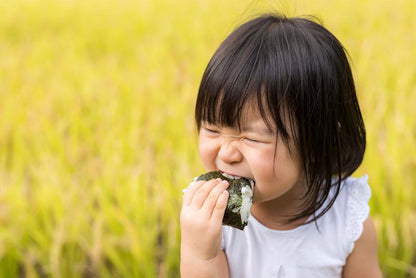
[221,172,238,180]
[221,172,255,187]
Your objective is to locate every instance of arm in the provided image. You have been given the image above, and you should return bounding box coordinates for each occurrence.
[342,216,382,278]
[180,179,230,278]
[215,250,230,278]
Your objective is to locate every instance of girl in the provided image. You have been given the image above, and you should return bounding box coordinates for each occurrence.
[180,13,382,277]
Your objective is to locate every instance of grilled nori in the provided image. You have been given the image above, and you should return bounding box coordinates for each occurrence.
[197,171,253,230]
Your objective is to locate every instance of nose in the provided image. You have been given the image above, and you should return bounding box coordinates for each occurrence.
[218,137,243,164]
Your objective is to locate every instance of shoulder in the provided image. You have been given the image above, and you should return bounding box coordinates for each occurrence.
[318,175,373,256]
[341,175,371,254]
[342,216,382,277]
[343,174,371,204]
[338,175,382,277]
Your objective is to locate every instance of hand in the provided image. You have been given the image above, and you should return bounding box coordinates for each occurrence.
[180,178,229,263]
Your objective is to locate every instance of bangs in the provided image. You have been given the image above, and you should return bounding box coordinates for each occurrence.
[195,15,297,143]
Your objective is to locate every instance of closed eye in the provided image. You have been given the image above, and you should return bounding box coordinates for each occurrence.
[242,136,262,143]
[204,127,220,134]
[201,124,221,135]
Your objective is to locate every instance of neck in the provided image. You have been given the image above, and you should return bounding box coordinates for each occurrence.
[250,177,310,230]
[250,201,309,230]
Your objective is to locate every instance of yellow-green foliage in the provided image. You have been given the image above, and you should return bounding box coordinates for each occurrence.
[0,0,415,277]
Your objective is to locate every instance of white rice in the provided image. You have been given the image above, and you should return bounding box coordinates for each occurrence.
[239,185,253,224]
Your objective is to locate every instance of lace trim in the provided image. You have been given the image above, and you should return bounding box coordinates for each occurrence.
[345,175,371,254]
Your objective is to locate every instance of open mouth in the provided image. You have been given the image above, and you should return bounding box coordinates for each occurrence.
[220,171,255,187]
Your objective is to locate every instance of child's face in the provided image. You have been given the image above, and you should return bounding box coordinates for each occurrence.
[198,103,305,204]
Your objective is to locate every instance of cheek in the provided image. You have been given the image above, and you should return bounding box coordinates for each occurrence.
[198,137,217,170]
[253,145,302,185]
[249,151,276,179]
[272,150,303,185]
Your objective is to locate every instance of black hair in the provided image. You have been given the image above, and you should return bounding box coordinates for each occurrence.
[195,13,366,224]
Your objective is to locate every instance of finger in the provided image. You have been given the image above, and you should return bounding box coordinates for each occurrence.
[190,178,223,209]
[201,180,229,218]
[211,190,229,226]
[182,180,205,206]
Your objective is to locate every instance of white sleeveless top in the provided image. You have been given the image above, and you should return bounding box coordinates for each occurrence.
[221,175,371,278]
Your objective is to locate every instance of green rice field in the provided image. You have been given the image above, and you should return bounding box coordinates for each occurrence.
[0,0,415,277]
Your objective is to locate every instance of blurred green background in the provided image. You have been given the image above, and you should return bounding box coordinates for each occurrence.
[0,0,415,277]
